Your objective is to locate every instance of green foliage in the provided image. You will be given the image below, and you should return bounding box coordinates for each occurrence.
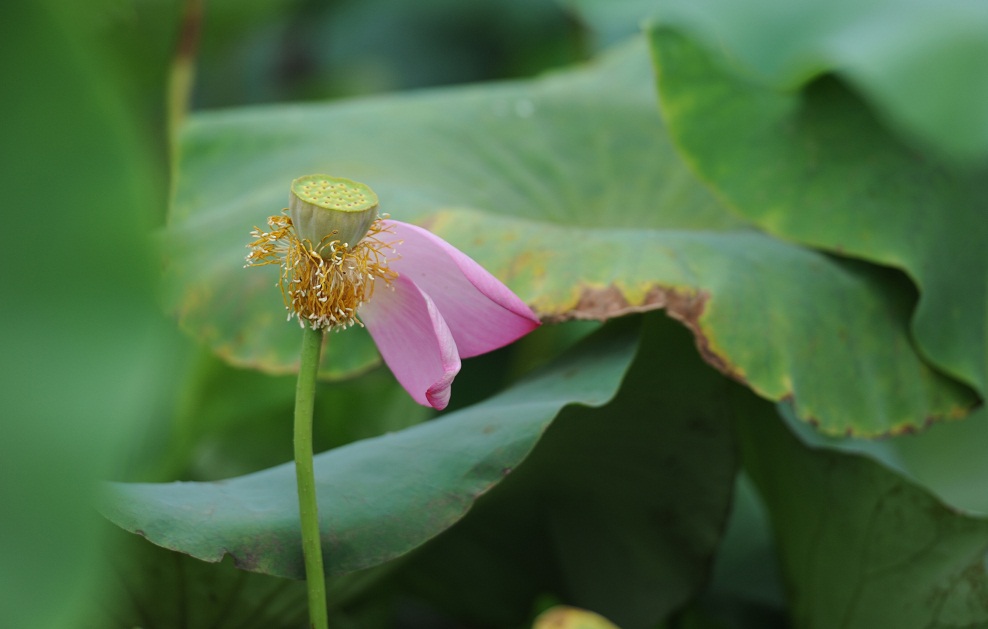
[648,25,988,398]
[0,1,177,626]
[782,404,988,517]
[13,0,988,626]
[167,38,971,435]
[739,403,988,627]
[89,530,310,629]
[138,346,431,482]
[648,0,988,161]
[101,321,639,580]
[194,0,586,106]
[570,0,988,160]
[395,316,739,627]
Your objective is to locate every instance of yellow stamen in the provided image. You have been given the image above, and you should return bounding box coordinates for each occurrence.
[246,213,398,330]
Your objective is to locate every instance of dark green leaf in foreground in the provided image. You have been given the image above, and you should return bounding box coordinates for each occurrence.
[737,403,988,628]
[700,474,787,625]
[169,38,972,434]
[100,321,640,580]
[648,26,988,396]
[397,314,739,628]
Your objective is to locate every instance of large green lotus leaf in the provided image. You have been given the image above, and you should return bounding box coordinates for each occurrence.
[783,404,988,516]
[434,208,973,435]
[165,39,738,380]
[394,314,739,628]
[169,39,973,434]
[100,321,639,580]
[567,0,988,157]
[649,27,988,396]
[737,403,988,628]
[648,0,988,160]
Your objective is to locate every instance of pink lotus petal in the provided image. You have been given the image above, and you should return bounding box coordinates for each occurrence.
[381,219,541,358]
[360,274,461,410]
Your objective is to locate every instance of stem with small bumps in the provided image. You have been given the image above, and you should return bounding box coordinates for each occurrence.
[295,325,328,629]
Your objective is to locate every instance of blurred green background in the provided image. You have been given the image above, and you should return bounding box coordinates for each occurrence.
[194,0,592,107]
[1,1,606,626]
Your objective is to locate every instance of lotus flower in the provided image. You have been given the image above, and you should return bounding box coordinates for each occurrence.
[246,175,540,410]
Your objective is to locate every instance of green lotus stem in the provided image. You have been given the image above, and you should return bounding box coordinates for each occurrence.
[294,325,329,629]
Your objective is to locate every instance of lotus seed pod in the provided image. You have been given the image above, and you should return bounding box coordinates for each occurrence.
[288,175,379,256]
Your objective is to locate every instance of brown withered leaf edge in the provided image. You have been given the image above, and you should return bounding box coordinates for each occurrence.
[539,284,748,386]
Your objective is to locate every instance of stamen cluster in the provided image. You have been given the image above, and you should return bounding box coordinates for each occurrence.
[246,213,398,330]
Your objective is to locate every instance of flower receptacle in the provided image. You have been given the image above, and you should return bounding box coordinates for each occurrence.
[289,175,379,256]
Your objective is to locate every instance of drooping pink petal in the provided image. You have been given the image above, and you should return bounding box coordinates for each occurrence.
[360,273,461,410]
[380,220,541,358]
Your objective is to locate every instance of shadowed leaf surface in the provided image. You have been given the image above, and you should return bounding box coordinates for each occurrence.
[88,530,308,629]
[737,402,988,628]
[395,315,739,628]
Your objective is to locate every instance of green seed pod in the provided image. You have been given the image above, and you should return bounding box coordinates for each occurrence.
[288,175,379,255]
